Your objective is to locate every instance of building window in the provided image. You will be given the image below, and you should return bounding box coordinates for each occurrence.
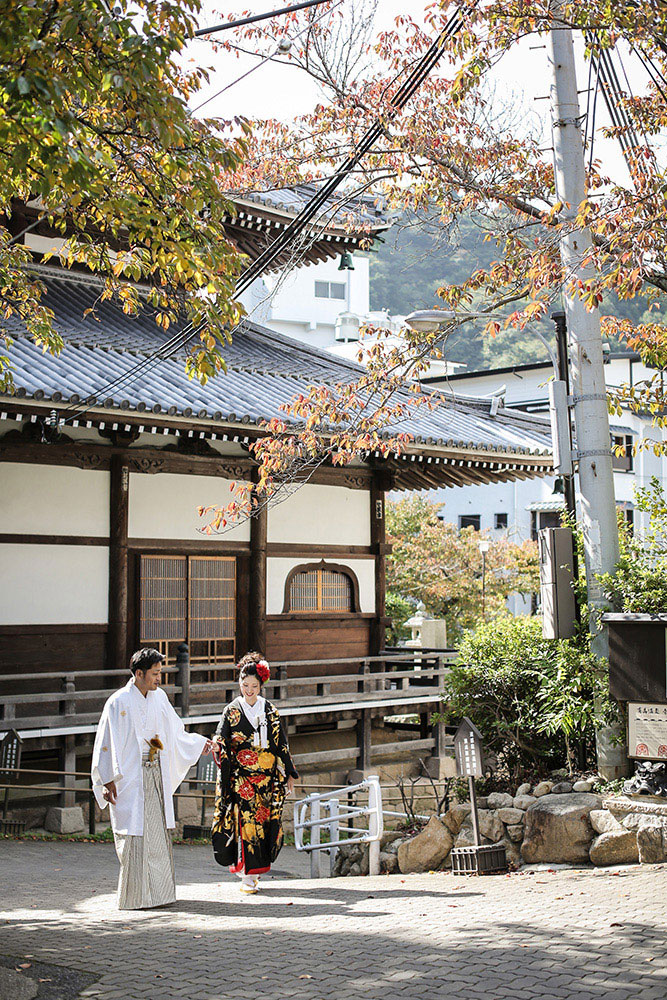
[494,512,508,530]
[617,502,634,534]
[283,561,359,613]
[611,433,634,472]
[459,514,481,531]
[315,280,346,300]
[139,554,236,668]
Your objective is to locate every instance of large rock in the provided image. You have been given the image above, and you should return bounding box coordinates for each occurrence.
[478,809,504,843]
[397,816,453,873]
[551,782,573,794]
[589,830,639,866]
[637,827,664,864]
[380,851,399,874]
[589,809,622,835]
[621,813,667,833]
[454,818,476,849]
[498,807,525,825]
[44,806,85,835]
[442,803,471,836]
[521,792,601,863]
[487,792,514,809]
[494,837,521,867]
[514,795,536,810]
[381,830,406,850]
[506,824,524,843]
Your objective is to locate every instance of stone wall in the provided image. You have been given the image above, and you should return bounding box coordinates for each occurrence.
[332,777,667,875]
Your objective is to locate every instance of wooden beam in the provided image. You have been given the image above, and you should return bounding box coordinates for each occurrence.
[108,455,129,672]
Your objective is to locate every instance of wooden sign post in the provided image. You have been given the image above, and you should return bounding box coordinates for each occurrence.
[450,717,507,875]
[453,717,485,846]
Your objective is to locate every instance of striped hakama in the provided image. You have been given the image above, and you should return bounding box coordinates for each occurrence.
[113,755,176,910]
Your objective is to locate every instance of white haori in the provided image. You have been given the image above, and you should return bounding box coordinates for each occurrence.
[240,695,268,748]
[91,678,207,837]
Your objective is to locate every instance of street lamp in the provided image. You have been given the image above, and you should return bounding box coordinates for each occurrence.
[478,537,491,620]
[404,308,459,334]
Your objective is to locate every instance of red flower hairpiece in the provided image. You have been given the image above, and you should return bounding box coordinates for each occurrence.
[255,659,271,683]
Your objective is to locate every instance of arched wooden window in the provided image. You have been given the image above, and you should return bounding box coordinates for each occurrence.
[283,561,359,614]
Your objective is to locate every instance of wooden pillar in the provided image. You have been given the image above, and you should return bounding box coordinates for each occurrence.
[357,708,372,771]
[249,494,267,654]
[60,674,76,807]
[370,470,392,655]
[108,455,129,670]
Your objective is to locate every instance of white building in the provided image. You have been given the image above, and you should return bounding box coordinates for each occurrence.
[245,255,463,378]
[422,354,666,548]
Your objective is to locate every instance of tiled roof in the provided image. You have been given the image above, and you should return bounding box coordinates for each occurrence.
[2,269,551,460]
[234,184,387,231]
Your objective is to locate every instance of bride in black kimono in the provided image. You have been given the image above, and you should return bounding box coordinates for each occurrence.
[211,651,298,893]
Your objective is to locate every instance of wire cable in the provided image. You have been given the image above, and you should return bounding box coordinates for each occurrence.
[194,0,335,36]
[191,0,346,115]
[57,7,466,426]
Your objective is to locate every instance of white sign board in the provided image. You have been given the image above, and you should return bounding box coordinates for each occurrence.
[454,721,484,778]
[628,703,667,760]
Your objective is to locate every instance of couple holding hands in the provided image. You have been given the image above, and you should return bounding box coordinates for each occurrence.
[92,648,298,908]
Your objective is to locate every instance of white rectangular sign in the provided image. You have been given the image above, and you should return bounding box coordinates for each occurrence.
[628,702,667,760]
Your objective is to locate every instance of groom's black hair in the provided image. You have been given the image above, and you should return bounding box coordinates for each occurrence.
[129,647,165,675]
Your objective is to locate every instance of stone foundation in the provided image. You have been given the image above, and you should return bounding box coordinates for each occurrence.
[331,778,667,876]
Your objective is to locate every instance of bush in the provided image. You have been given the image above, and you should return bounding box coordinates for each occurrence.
[440,614,609,779]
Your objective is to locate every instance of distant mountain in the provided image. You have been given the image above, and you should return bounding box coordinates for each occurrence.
[368,214,662,372]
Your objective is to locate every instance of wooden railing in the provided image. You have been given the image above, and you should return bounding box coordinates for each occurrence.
[0,647,456,734]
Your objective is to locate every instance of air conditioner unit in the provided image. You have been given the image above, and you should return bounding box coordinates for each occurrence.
[334,312,360,343]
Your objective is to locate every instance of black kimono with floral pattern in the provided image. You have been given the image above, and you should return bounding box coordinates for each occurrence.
[211,698,298,875]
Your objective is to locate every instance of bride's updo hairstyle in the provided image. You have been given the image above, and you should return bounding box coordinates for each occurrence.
[237,651,271,686]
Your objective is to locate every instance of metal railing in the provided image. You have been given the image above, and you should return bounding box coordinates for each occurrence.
[294,775,384,877]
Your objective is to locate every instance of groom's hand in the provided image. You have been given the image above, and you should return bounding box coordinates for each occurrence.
[103,780,117,804]
[202,739,213,756]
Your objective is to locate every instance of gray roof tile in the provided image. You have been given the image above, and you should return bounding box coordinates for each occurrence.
[2,269,551,457]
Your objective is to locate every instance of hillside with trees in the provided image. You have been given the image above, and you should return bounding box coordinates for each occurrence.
[368,214,664,371]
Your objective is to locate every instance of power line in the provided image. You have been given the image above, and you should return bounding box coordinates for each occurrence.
[194,0,336,37]
[58,9,465,425]
[191,0,346,115]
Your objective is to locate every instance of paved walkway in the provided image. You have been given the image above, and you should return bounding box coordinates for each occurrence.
[1,841,666,1000]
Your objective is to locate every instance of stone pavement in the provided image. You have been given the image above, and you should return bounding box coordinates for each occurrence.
[1,840,666,1000]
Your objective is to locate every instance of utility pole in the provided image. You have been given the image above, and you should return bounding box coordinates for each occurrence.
[547,8,625,777]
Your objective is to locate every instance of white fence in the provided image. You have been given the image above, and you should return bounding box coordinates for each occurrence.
[294,775,384,877]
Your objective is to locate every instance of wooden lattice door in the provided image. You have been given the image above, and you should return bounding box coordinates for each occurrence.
[139,555,236,675]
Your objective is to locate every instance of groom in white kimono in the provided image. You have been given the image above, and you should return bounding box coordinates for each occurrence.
[91,647,211,909]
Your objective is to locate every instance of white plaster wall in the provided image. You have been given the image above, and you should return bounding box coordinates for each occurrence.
[128,472,251,541]
[268,484,370,546]
[266,557,375,615]
[0,463,110,536]
[0,544,109,624]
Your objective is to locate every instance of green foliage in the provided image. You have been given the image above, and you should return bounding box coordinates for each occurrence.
[441,614,611,777]
[598,477,667,613]
[0,0,248,389]
[386,494,539,643]
[368,212,666,371]
[385,591,414,644]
